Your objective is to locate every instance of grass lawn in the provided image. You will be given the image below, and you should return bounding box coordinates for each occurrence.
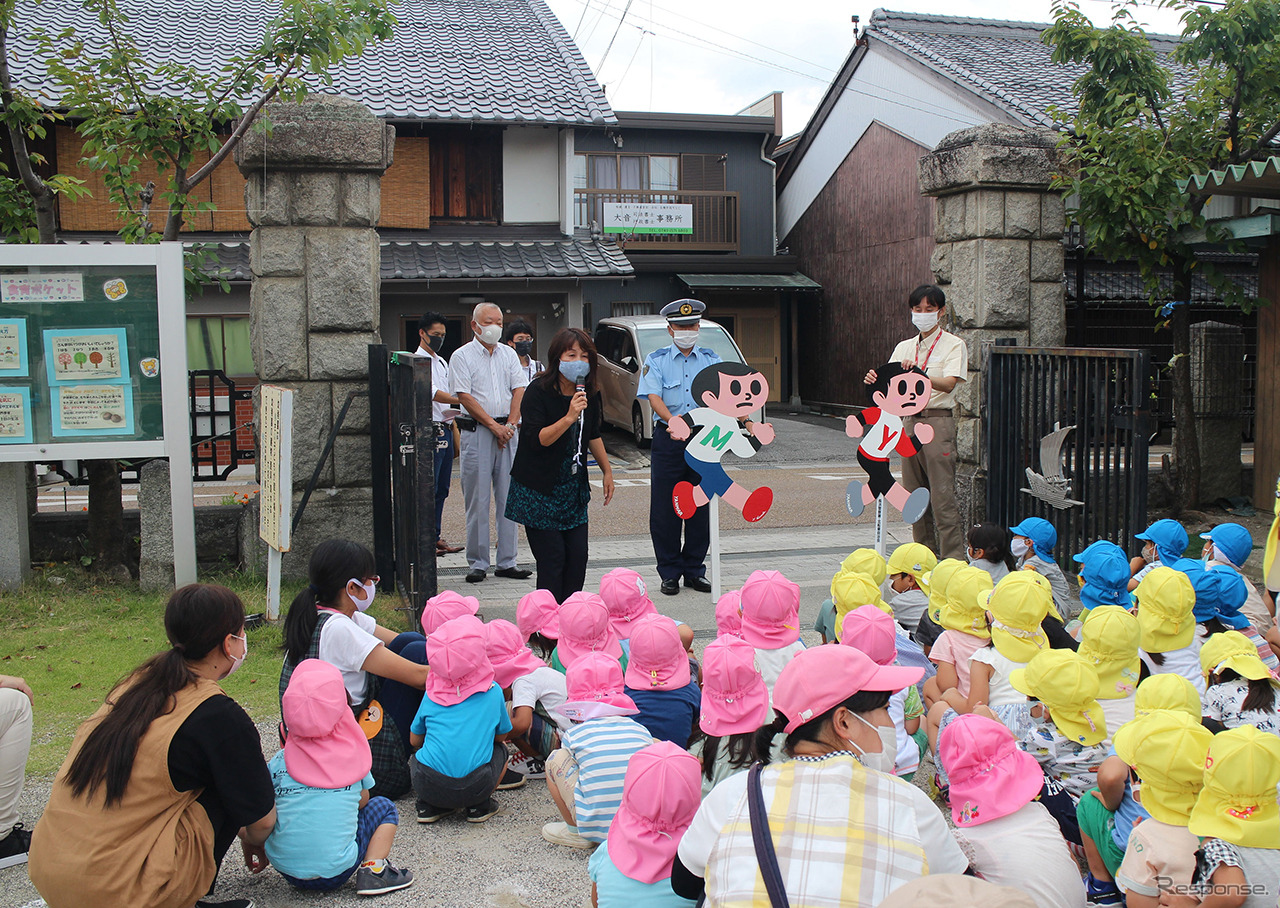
[0,568,412,775]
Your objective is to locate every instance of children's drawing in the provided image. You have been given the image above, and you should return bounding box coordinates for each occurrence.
[845,363,933,524]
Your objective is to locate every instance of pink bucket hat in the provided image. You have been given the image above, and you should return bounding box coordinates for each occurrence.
[739,569,801,649]
[700,634,769,736]
[839,605,899,666]
[515,589,560,640]
[282,659,372,789]
[556,591,623,667]
[599,568,658,639]
[939,713,1044,827]
[420,589,480,635]
[607,741,703,884]
[624,613,692,691]
[484,619,546,689]
[715,590,744,638]
[561,651,638,721]
[425,615,495,707]
[773,645,922,734]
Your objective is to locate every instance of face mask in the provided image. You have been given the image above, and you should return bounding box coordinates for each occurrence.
[1202,544,1214,564]
[476,323,503,346]
[844,712,897,774]
[226,633,247,676]
[559,359,591,385]
[911,311,939,333]
[426,334,443,353]
[1011,537,1030,558]
[349,578,376,612]
[1142,545,1157,564]
[672,329,699,350]
[513,340,533,357]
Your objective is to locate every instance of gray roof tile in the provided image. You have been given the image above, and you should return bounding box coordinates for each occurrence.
[380,239,633,279]
[12,0,615,126]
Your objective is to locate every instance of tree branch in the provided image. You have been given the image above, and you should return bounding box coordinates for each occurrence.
[184,60,293,189]
[1237,118,1280,164]
[0,21,56,241]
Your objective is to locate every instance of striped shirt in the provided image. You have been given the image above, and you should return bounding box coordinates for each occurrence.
[562,716,654,841]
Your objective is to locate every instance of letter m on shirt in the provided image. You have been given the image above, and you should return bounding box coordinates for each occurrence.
[700,425,733,452]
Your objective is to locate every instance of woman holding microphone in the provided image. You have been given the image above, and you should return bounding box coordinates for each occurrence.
[506,327,615,602]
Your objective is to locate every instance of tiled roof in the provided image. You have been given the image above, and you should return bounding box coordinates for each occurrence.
[381,239,633,279]
[1180,156,1280,198]
[866,8,1184,128]
[11,0,615,126]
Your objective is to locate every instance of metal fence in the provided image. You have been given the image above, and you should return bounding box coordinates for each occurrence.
[986,345,1152,559]
[188,370,255,480]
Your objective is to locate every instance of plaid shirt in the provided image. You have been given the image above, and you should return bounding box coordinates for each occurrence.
[703,753,960,907]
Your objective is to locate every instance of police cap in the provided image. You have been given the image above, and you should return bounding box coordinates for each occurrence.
[660,299,705,325]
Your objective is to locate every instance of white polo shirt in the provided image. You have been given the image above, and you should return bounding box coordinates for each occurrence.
[449,337,528,419]
[416,346,456,424]
[890,328,967,410]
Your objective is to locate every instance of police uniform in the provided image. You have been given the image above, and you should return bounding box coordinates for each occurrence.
[637,299,721,593]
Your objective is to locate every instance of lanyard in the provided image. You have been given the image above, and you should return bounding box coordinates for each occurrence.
[915,330,943,372]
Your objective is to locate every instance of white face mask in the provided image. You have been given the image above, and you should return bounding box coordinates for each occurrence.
[844,711,897,774]
[1011,537,1030,558]
[226,633,248,676]
[349,578,376,612]
[911,311,939,333]
[475,323,503,346]
[672,329,699,350]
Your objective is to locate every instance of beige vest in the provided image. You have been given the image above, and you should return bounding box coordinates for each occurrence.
[30,676,223,908]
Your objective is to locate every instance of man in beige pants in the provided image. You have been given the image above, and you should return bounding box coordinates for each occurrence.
[867,285,967,560]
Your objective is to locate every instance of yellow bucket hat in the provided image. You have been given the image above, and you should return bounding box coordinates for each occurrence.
[1199,630,1276,683]
[1010,650,1108,746]
[1113,712,1214,825]
[937,566,993,639]
[986,572,1052,664]
[1189,725,1280,849]
[1133,673,1202,721]
[840,548,887,587]
[832,571,890,641]
[1079,606,1142,700]
[1134,566,1196,653]
[921,558,966,624]
[886,543,938,582]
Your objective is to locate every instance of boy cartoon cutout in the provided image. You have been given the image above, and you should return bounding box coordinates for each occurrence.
[668,362,776,522]
[845,363,933,524]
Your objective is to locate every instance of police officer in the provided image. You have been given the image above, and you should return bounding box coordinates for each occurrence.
[638,299,721,595]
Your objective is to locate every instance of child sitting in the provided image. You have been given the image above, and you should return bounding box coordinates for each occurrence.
[885,542,936,631]
[420,589,480,636]
[1182,558,1279,673]
[408,616,511,825]
[841,605,927,778]
[267,660,413,896]
[815,569,885,644]
[1112,711,1214,908]
[516,588,560,659]
[485,619,568,780]
[622,614,701,746]
[1181,726,1280,908]
[968,524,1016,584]
[1201,522,1273,634]
[1074,541,1134,617]
[1009,517,1074,616]
[1200,630,1280,734]
[739,570,806,693]
[940,714,1085,908]
[1129,518,1188,590]
[590,741,701,908]
[1134,566,1204,695]
[1078,606,1143,738]
[688,635,769,796]
[914,557,966,651]
[922,565,993,708]
[714,590,743,639]
[815,549,888,641]
[551,592,627,674]
[543,653,655,849]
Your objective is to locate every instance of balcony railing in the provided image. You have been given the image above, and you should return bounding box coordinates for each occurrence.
[574,188,740,252]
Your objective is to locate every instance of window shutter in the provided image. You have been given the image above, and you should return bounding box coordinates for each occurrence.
[680,153,726,191]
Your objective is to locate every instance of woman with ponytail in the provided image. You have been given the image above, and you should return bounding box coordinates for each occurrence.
[280,538,428,799]
[29,584,276,908]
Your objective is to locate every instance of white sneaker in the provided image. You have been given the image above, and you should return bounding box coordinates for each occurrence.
[541,820,594,849]
[508,752,547,780]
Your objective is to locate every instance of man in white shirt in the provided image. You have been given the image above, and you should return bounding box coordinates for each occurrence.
[416,313,464,555]
[449,302,531,583]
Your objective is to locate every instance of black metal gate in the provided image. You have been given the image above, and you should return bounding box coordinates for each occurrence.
[369,345,436,623]
[189,370,254,479]
[985,345,1152,561]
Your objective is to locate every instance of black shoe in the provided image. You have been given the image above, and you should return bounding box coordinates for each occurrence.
[195,900,254,908]
[684,575,713,593]
[465,798,500,823]
[416,801,451,824]
[660,578,679,596]
[494,567,532,579]
[496,768,527,790]
[0,823,30,870]
[355,861,414,896]
[465,569,486,584]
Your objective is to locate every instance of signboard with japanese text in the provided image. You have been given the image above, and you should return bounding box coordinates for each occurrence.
[602,202,694,235]
[258,385,294,552]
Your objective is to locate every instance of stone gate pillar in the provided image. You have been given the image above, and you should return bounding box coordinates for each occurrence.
[235,96,395,577]
[918,123,1066,528]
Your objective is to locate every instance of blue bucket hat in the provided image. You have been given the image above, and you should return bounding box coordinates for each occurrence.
[1135,519,1189,566]
[1200,523,1253,568]
[1074,540,1133,610]
[1174,558,1250,629]
[1010,518,1058,564]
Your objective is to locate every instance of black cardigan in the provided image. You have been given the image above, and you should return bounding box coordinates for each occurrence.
[508,379,602,495]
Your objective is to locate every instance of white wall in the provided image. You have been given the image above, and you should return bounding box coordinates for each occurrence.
[777,41,1016,241]
[503,127,562,224]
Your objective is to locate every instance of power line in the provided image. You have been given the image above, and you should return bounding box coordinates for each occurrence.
[596,0,635,73]
[612,28,652,96]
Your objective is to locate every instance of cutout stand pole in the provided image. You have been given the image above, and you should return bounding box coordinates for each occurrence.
[875,496,887,558]
[710,496,721,602]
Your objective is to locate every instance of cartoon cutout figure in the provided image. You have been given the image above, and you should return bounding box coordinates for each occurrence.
[845,363,933,525]
[669,362,776,522]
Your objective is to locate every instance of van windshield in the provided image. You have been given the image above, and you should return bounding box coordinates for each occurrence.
[635,324,743,364]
